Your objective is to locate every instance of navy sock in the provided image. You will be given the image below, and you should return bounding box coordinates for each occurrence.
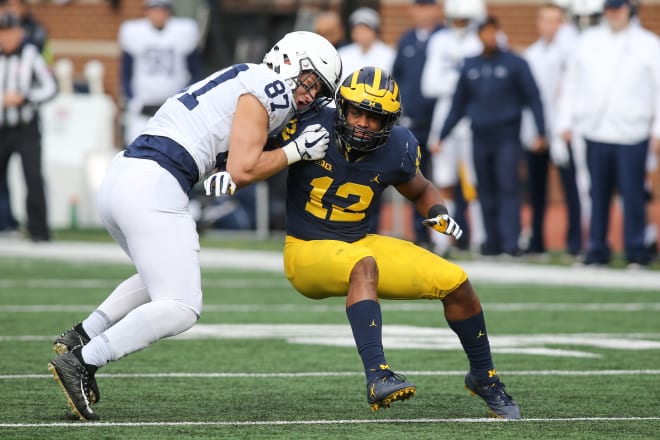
[447,311,496,382]
[346,300,387,380]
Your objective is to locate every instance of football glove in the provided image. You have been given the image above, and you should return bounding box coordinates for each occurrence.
[422,205,463,240]
[282,123,330,164]
[203,171,236,196]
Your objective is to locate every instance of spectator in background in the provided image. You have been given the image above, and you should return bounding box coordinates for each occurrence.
[520,3,582,258]
[314,10,348,49]
[338,6,396,233]
[119,0,202,147]
[0,0,51,234]
[421,0,486,256]
[392,0,443,248]
[439,16,546,258]
[338,7,395,82]
[0,12,56,242]
[551,0,580,52]
[556,0,660,268]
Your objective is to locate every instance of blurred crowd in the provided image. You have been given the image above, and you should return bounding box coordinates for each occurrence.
[0,0,658,268]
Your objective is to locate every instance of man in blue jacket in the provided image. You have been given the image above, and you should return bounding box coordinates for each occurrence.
[439,16,546,257]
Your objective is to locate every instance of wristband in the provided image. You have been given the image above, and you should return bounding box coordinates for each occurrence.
[428,204,448,218]
[282,142,301,165]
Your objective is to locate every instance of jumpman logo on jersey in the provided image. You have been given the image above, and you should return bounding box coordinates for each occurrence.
[370,174,381,184]
[477,330,486,339]
[369,319,378,327]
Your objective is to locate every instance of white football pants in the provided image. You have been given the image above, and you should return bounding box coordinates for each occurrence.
[84,153,200,366]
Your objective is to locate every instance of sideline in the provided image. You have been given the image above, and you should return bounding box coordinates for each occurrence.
[1,239,659,290]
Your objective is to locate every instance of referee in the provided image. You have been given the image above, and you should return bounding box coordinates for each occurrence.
[0,12,56,241]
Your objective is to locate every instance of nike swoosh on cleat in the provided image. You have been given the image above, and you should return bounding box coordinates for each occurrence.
[79,378,90,406]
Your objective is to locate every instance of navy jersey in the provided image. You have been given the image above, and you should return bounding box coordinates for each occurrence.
[285,108,420,242]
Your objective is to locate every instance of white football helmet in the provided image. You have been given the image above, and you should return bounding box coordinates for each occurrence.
[263,31,342,117]
[571,0,605,30]
[444,0,486,21]
[571,0,605,16]
[552,0,572,9]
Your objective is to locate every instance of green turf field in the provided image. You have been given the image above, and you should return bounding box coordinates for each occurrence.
[1,256,659,439]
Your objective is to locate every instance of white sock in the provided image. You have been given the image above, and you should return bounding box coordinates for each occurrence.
[81,333,114,368]
[82,310,111,339]
[81,300,197,367]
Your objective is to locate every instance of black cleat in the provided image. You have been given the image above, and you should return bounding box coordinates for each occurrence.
[53,323,100,404]
[48,351,100,421]
[465,372,520,420]
[367,366,416,411]
[54,322,90,355]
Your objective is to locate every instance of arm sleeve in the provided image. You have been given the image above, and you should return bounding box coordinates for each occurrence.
[186,49,203,83]
[26,47,56,104]
[439,68,469,140]
[120,51,134,99]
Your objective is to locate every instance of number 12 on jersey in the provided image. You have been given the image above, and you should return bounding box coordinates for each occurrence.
[305,177,374,222]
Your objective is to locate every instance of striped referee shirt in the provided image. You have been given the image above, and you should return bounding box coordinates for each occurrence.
[0,41,56,128]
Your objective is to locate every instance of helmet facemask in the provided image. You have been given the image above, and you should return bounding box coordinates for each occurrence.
[292,68,335,121]
[263,31,342,120]
[335,67,401,158]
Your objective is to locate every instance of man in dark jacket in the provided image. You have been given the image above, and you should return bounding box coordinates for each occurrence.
[439,16,546,257]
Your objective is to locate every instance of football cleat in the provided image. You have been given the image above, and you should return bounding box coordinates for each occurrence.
[367,366,416,411]
[53,322,90,355]
[464,372,521,420]
[53,323,100,404]
[48,350,100,421]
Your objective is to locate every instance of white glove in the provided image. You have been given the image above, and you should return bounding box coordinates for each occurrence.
[282,123,330,164]
[549,135,570,168]
[203,171,236,196]
[422,209,463,240]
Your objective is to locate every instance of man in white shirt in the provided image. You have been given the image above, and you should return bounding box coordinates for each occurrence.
[557,0,660,267]
[338,7,395,82]
[522,3,582,257]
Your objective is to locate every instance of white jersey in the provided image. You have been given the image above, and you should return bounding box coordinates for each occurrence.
[338,40,395,82]
[141,63,295,182]
[520,37,568,146]
[119,17,199,105]
[556,24,660,144]
[422,28,482,142]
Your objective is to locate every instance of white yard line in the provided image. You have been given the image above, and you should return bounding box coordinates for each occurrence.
[2,416,660,428]
[3,369,660,380]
